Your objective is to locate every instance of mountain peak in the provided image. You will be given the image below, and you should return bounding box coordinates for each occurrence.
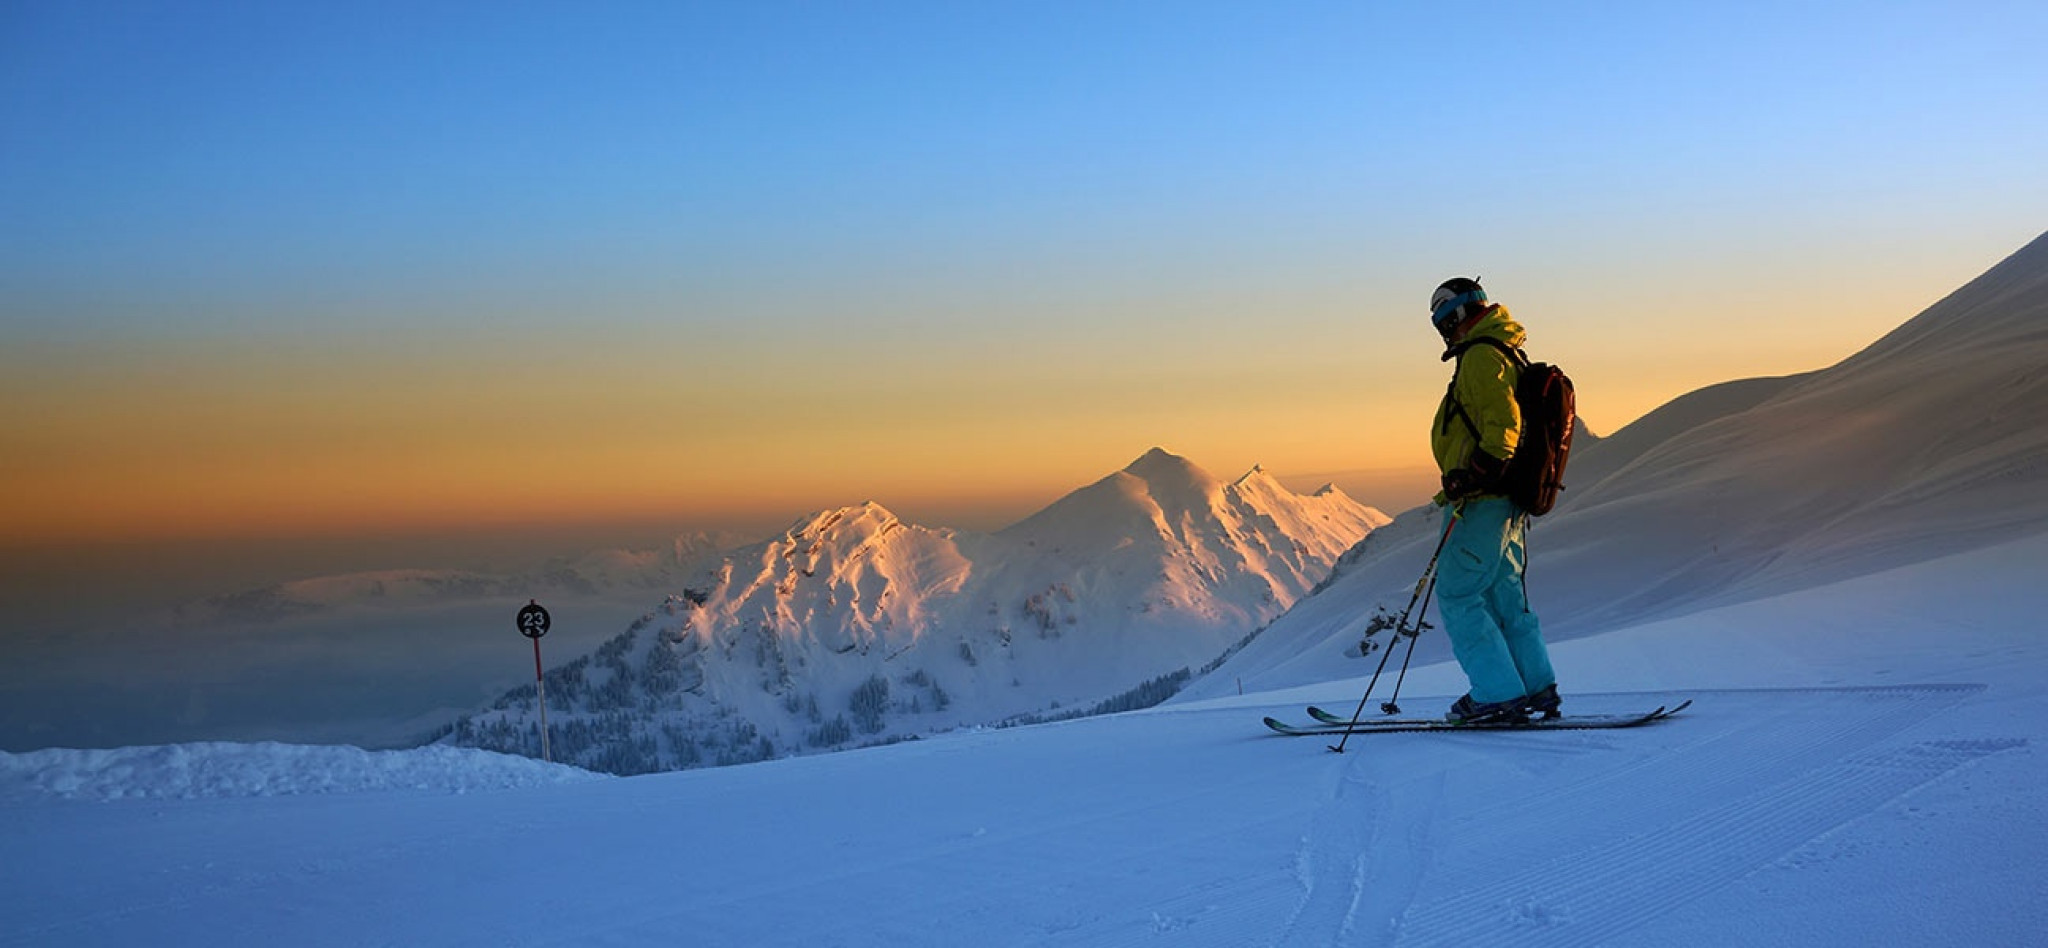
[1120,447,1221,490]
[1233,464,1279,488]
[1125,446,1192,473]
[785,501,901,542]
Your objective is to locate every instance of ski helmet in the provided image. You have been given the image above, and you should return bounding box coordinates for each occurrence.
[1430,277,1487,335]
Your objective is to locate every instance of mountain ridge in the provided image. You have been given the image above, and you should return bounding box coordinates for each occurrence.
[441,449,1388,773]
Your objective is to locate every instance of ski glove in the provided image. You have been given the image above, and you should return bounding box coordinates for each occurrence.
[1441,450,1510,501]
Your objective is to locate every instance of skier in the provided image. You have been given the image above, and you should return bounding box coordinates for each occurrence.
[1427,277,1561,723]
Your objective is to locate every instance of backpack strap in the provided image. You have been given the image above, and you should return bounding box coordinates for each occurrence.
[1439,336,1529,440]
[1442,335,1530,369]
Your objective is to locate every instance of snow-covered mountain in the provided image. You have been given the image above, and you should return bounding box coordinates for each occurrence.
[442,449,1387,773]
[1184,229,2048,701]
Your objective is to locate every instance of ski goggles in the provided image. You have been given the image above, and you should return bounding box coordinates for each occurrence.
[1431,288,1487,332]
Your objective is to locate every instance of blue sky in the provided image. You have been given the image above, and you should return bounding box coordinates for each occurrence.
[11,1,2040,335]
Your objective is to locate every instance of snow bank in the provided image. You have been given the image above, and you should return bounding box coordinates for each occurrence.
[0,742,605,802]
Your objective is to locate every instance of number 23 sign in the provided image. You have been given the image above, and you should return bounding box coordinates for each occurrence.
[517,601,551,639]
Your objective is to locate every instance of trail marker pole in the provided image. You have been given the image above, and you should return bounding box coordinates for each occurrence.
[517,600,553,763]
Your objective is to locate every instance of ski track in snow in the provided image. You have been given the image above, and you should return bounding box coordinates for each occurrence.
[1372,685,2013,947]
[1207,684,2028,948]
[1271,763,1444,948]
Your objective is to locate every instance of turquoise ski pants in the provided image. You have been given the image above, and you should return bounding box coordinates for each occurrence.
[1433,498,1555,705]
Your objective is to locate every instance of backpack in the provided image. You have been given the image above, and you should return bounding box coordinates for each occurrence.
[1444,336,1576,515]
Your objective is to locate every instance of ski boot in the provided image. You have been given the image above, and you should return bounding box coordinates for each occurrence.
[1447,693,1530,725]
[1522,684,1563,720]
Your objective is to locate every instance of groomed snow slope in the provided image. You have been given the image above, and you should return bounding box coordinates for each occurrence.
[5,531,2041,947]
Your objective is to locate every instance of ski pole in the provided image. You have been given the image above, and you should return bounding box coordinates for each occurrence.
[1380,568,1438,715]
[1329,510,1459,754]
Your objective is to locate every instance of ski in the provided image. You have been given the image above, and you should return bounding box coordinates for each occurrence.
[1306,705,1443,727]
[1305,704,1597,727]
[1265,699,1691,736]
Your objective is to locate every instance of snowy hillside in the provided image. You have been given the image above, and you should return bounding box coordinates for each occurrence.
[1183,229,2048,701]
[6,531,2040,947]
[440,450,1387,773]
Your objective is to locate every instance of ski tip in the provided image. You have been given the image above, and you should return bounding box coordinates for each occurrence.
[1665,698,1694,715]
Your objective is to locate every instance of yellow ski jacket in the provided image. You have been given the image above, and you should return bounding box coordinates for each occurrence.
[1431,304,1526,504]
